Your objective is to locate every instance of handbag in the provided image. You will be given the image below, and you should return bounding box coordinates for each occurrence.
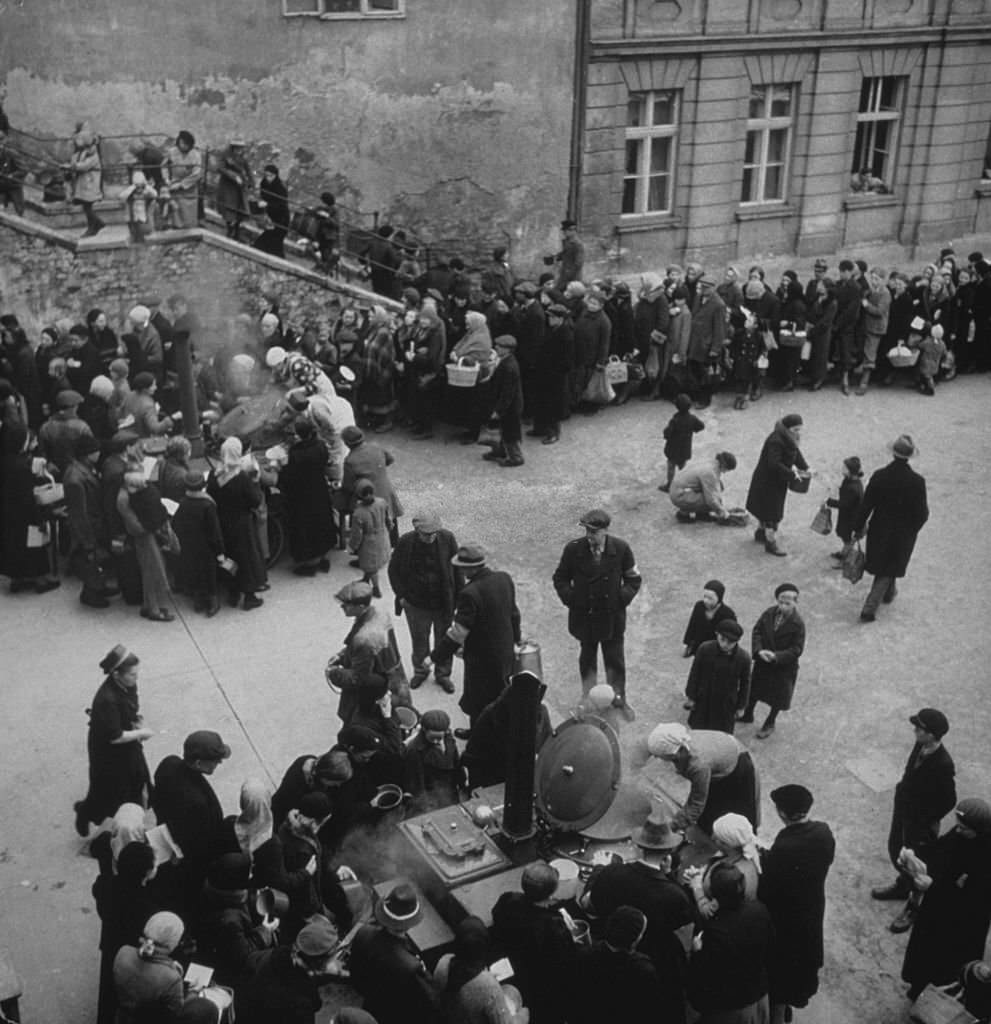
[762,328,778,351]
[581,367,615,406]
[625,358,646,382]
[33,473,65,508]
[477,421,501,446]
[842,540,866,584]
[909,984,978,1024]
[788,472,811,493]
[810,503,832,535]
[604,355,628,384]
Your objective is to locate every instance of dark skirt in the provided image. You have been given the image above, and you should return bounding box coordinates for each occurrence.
[698,751,759,833]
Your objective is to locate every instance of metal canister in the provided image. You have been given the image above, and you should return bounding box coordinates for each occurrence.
[513,639,543,680]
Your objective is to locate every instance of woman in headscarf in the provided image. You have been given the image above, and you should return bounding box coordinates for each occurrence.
[113,911,187,1024]
[86,309,120,374]
[358,306,399,433]
[449,310,494,442]
[633,273,670,398]
[806,275,837,391]
[406,303,447,438]
[745,414,810,557]
[207,436,266,610]
[232,778,275,859]
[74,646,153,837]
[682,580,737,658]
[633,722,760,834]
[433,916,529,1024]
[688,813,762,919]
[279,416,335,576]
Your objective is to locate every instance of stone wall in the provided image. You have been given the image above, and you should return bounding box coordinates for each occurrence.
[0,217,395,340]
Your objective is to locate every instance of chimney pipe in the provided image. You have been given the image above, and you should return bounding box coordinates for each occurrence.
[501,671,543,841]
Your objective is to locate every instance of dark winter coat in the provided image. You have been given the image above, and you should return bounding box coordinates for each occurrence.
[280,435,335,562]
[237,945,322,1024]
[825,476,863,543]
[388,527,459,617]
[686,640,752,734]
[573,307,612,369]
[63,457,108,555]
[552,535,642,642]
[208,470,267,595]
[686,292,727,363]
[749,606,805,711]
[172,493,224,595]
[663,409,705,465]
[151,755,225,880]
[513,299,546,371]
[890,742,957,854]
[535,320,574,423]
[633,292,671,361]
[341,440,403,519]
[487,351,523,422]
[759,819,835,1008]
[571,944,667,1024]
[745,420,809,525]
[349,924,439,1024]
[683,600,738,656]
[852,458,928,578]
[0,449,49,580]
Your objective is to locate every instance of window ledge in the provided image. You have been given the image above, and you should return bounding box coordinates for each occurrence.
[617,214,682,234]
[975,180,991,198]
[319,10,404,17]
[735,203,795,222]
[843,193,898,210]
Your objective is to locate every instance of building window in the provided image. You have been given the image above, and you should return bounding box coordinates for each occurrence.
[622,90,678,217]
[282,0,403,17]
[741,85,793,204]
[851,76,903,193]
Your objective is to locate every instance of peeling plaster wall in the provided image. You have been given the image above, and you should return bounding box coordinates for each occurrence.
[1,0,576,267]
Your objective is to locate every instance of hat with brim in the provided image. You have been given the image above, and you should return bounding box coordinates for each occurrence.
[374,882,423,931]
[451,544,486,568]
[632,811,683,850]
[910,707,948,739]
[891,434,917,459]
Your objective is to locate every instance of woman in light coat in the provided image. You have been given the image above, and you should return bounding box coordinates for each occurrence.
[68,121,104,236]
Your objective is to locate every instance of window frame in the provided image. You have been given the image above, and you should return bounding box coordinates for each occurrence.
[620,89,680,219]
[281,0,405,19]
[851,76,905,191]
[740,83,795,206]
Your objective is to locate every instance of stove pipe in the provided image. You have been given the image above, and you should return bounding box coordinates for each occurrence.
[502,670,543,840]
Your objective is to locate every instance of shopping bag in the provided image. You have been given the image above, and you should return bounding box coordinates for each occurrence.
[810,504,832,536]
[842,541,865,584]
[604,355,628,384]
[800,339,812,361]
[477,420,501,446]
[644,346,661,381]
[909,984,978,1024]
[582,367,615,405]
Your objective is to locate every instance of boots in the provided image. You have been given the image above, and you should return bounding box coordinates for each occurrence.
[841,371,850,395]
[764,528,787,557]
[733,394,748,410]
[855,369,870,395]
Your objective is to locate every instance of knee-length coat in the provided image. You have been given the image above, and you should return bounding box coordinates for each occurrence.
[852,458,928,578]
[749,606,805,711]
[746,420,809,525]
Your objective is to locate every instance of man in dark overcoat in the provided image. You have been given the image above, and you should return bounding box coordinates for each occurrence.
[851,432,929,622]
[553,508,642,718]
[685,276,726,409]
[430,544,521,738]
[684,619,751,734]
[532,303,574,445]
[482,335,525,467]
[759,784,836,1024]
[512,281,545,420]
[871,707,956,933]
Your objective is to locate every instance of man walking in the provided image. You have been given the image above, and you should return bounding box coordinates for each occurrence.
[552,509,642,719]
[871,708,956,933]
[430,545,521,739]
[852,433,929,622]
[387,512,459,694]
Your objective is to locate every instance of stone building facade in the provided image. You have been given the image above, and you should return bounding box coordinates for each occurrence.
[579,0,991,270]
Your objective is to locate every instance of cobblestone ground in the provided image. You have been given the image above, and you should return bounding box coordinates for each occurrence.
[3,334,990,1021]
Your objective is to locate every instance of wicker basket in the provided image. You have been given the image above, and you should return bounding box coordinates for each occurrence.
[446,357,480,388]
[888,344,919,368]
[778,327,807,349]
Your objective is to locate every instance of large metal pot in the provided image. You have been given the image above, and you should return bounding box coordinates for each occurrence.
[513,639,543,680]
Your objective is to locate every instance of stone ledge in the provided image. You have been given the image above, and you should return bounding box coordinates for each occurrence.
[975,181,991,198]
[843,194,899,211]
[617,214,683,234]
[735,203,796,223]
[0,209,79,250]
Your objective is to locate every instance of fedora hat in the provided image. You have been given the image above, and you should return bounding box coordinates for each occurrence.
[374,882,423,931]
[451,544,487,568]
[891,434,917,459]
[631,810,683,850]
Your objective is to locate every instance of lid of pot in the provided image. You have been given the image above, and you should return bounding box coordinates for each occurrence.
[534,715,621,832]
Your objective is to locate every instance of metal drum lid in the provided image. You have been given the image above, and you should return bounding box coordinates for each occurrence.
[534,715,621,832]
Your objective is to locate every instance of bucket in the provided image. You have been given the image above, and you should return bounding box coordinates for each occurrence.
[255,887,290,919]
[514,640,543,680]
[394,705,420,739]
[370,784,405,812]
[549,858,580,901]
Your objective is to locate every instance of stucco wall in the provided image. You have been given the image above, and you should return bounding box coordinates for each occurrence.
[0,0,575,267]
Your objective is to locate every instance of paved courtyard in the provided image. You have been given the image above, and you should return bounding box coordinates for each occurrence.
[2,372,990,1022]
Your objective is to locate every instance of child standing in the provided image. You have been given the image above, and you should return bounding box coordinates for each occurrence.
[912,323,947,396]
[108,358,131,422]
[659,393,705,492]
[826,455,864,561]
[349,478,392,598]
[120,169,157,244]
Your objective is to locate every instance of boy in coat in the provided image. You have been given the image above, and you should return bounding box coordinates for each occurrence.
[683,620,751,734]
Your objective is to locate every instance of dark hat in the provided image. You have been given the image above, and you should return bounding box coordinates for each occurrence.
[320,191,336,207]
[770,783,814,817]
[334,580,374,604]
[337,724,384,753]
[546,303,569,317]
[298,791,334,821]
[774,582,800,598]
[295,918,338,957]
[425,288,445,303]
[938,247,955,261]
[183,730,231,762]
[838,259,855,272]
[451,544,487,568]
[420,709,451,733]
[514,281,538,297]
[813,257,829,270]
[698,276,716,287]
[521,862,559,900]
[184,470,207,490]
[716,451,737,472]
[714,619,743,641]
[402,287,421,305]
[69,322,89,338]
[207,852,251,891]
[341,426,364,446]
[631,810,683,850]
[955,798,991,835]
[781,413,803,428]
[55,389,84,410]
[288,392,309,412]
[967,251,983,263]
[703,579,725,600]
[99,644,138,674]
[375,882,423,931]
[75,433,101,457]
[560,218,577,230]
[493,334,517,350]
[132,371,156,391]
[314,750,353,784]
[844,456,862,477]
[580,509,611,529]
[604,906,647,951]
[891,434,917,459]
[910,708,949,739]
[855,258,868,274]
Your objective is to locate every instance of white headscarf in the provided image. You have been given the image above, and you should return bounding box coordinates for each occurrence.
[110,803,147,868]
[138,911,184,958]
[712,813,761,873]
[217,436,243,485]
[234,777,274,856]
[646,722,691,758]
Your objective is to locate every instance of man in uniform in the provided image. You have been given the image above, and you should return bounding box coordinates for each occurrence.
[552,509,642,719]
